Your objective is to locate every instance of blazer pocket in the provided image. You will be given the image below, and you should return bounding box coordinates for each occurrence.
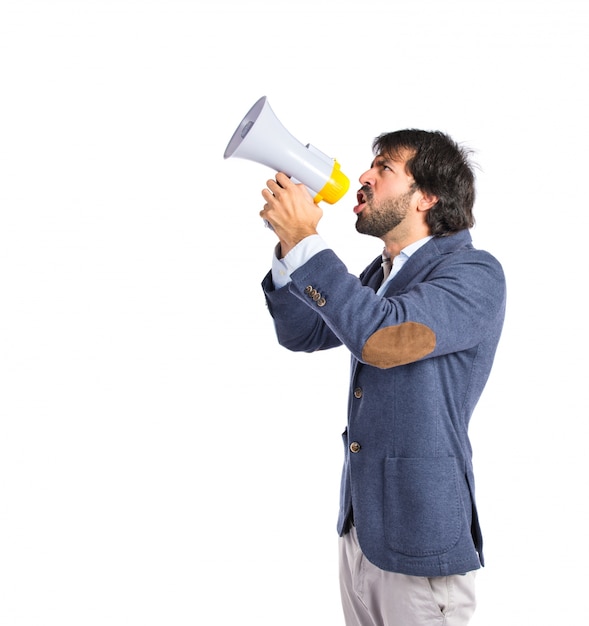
[384,456,462,557]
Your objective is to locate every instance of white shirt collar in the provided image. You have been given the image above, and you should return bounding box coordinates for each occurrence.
[378,235,433,294]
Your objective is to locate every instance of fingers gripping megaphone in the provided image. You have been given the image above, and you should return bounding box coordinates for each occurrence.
[223,96,350,204]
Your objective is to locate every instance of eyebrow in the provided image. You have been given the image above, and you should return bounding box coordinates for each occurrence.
[371,156,396,169]
[371,154,391,167]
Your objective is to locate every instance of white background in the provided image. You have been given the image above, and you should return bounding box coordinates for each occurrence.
[1,1,587,624]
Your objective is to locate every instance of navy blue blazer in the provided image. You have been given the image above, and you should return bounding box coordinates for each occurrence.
[261,230,506,577]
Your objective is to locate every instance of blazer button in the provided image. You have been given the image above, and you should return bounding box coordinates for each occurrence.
[350,441,361,453]
[353,387,363,398]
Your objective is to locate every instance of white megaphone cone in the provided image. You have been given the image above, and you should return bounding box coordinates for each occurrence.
[223,96,349,204]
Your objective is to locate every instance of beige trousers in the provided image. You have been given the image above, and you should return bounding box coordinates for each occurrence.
[339,526,477,626]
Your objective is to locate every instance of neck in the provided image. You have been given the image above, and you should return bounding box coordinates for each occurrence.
[382,231,430,259]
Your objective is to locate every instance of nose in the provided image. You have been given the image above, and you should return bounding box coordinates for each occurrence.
[359,167,375,186]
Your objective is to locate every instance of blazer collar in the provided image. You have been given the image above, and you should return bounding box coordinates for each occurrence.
[382,230,474,293]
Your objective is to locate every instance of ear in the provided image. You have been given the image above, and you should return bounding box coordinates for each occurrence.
[416,191,438,212]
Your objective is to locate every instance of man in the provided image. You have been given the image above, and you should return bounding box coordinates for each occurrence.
[259,129,506,626]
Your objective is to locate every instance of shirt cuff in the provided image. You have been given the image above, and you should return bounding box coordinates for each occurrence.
[271,234,328,289]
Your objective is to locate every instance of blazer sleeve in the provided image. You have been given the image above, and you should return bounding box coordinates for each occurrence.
[262,245,506,369]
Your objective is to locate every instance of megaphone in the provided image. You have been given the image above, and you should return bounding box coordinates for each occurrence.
[223,96,349,204]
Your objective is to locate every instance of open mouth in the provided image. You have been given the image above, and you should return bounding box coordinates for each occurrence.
[354,187,370,214]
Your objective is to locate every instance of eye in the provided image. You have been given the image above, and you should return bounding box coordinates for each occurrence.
[373,159,390,171]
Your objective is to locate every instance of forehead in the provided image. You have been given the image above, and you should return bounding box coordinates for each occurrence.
[372,148,413,170]
[377,146,415,163]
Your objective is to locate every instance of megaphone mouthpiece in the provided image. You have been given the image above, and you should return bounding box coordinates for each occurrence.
[223,96,349,205]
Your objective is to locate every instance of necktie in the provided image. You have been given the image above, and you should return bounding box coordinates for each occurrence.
[381,252,392,283]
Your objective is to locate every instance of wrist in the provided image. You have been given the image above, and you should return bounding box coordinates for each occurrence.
[279,230,318,258]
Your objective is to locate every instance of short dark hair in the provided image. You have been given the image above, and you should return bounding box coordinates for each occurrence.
[372,129,476,236]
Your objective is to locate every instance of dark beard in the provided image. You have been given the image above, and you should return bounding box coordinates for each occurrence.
[355,188,414,238]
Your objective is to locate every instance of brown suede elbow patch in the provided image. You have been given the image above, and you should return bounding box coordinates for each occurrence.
[361,321,436,368]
